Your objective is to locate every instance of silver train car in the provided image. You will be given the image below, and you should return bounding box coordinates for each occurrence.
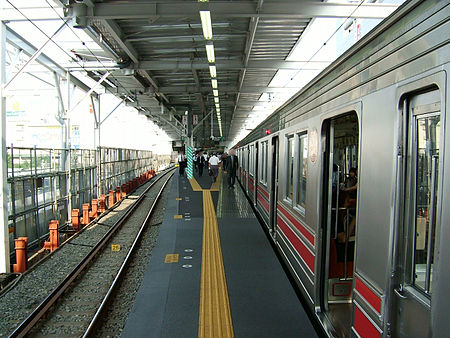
[234,0,449,336]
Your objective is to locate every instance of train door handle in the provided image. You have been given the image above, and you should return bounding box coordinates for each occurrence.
[394,287,407,300]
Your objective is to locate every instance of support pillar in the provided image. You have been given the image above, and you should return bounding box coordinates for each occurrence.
[186,145,194,179]
[0,21,10,273]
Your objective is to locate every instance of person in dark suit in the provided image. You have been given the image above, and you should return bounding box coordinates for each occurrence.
[225,148,238,189]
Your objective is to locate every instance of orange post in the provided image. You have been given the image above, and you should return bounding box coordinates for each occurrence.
[90,199,98,219]
[99,195,106,213]
[82,203,90,225]
[109,190,115,207]
[13,237,28,273]
[115,186,121,202]
[121,184,127,198]
[44,220,59,252]
[72,209,80,231]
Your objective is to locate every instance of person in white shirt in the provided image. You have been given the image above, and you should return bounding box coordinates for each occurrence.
[208,153,220,182]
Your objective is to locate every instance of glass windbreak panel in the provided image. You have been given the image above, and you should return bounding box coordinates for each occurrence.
[297,134,308,209]
[286,136,294,201]
[413,114,440,294]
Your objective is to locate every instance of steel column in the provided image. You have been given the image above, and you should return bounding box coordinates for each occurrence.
[0,21,10,272]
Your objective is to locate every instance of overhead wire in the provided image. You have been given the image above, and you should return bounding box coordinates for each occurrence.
[5,0,133,100]
[5,1,93,82]
[42,0,134,99]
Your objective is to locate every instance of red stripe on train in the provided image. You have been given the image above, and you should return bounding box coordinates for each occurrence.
[278,204,315,246]
[257,192,269,212]
[257,184,269,199]
[354,306,381,338]
[249,176,254,184]
[278,216,315,273]
[355,278,382,314]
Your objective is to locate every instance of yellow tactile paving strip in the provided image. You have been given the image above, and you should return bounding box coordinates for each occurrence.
[198,190,234,337]
[188,177,203,191]
[188,169,222,192]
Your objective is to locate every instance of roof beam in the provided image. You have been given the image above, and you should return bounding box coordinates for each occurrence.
[99,19,170,104]
[192,68,207,114]
[82,2,400,20]
[234,0,263,124]
[137,59,329,71]
[158,85,296,94]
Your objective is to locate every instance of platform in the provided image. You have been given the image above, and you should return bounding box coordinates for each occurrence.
[122,167,318,337]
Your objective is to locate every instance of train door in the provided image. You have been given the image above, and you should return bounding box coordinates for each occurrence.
[320,112,359,338]
[254,142,259,205]
[392,89,443,337]
[270,136,279,234]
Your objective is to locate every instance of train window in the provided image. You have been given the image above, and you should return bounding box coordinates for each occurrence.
[296,133,308,210]
[285,135,294,201]
[249,145,254,175]
[259,141,268,185]
[412,113,440,294]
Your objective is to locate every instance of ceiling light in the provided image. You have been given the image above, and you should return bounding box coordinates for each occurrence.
[214,97,219,104]
[200,11,213,40]
[211,79,217,89]
[215,104,220,109]
[209,65,216,78]
[213,89,219,97]
[206,42,215,63]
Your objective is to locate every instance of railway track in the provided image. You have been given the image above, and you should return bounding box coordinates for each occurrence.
[8,169,175,338]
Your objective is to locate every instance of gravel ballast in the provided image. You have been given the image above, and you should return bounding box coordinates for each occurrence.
[0,170,173,337]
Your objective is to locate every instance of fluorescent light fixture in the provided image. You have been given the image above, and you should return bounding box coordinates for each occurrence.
[214,97,219,104]
[213,89,219,97]
[209,65,217,78]
[211,79,218,89]
[206,42,215,63]
[215,104,220,110]
[200,11,213,40]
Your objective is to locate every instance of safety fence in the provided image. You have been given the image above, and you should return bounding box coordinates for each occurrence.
[7,146,171,257]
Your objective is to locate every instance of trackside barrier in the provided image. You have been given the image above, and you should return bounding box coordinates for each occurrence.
[115,187,121,203]
[99,195,106,213]
[44,221,59,252]
[90,199,98,220]
[82,203,90,225]
[72,209,80,231]
[70,170,157,231]
[13,237,28,273]
[109,190,115,207]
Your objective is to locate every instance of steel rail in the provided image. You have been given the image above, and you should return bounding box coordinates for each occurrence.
[8,168,175,338]
[83,170,174,337]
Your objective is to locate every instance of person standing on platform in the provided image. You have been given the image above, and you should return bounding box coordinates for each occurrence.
[208,153,220,182]
[198,151,205,177]
[221,152,228,173]
[225,148,238,188]
[177,152,186,176]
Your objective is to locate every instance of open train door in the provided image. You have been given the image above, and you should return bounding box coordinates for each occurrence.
[319,112,359,338]
[269,136,279,236]
[390,88,444,337]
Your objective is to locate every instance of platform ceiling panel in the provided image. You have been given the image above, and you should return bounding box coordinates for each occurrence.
[1,0,398,144]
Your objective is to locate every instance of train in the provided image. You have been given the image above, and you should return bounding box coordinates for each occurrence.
[233,0,449,336]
